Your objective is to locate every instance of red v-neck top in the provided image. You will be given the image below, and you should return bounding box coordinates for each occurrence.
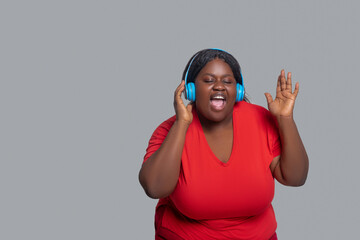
[143,102,281,240]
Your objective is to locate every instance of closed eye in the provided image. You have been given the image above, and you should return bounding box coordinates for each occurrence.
[223,79,235,84]
[203,78,215,83]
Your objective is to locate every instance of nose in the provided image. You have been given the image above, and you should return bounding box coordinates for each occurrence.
[213,80,225,91]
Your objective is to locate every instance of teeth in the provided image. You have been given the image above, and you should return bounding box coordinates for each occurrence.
[213,96,225,100]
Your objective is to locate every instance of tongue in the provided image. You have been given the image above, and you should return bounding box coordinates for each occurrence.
[210,99,225,110]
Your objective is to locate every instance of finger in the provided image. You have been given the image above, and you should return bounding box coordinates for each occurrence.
[293,82,299,97]
[175,80,185,96]
[186,102,193,112]
[264,93,274,104]
[177,80,185,91]
[280,69,286,91]
[286,72,292,91]
[276,75,281,93]
[174,81,185,103]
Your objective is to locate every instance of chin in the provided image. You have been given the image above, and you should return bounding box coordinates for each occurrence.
[210,113,231,123]
[201,108,233,123]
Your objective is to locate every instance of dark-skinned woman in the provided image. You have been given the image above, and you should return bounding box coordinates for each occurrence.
[139,48,309,240]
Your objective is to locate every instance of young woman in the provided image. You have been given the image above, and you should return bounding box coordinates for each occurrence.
[139,49,309,240]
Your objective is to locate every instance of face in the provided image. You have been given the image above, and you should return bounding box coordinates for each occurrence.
[195,58,237,123]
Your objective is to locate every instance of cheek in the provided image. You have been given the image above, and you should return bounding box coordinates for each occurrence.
[195,86,210,101]
[228,87,237,101]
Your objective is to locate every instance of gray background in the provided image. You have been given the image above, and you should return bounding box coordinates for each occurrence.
[1,0,359,239]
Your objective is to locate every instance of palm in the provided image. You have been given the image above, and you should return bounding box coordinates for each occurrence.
[265,70,299,118]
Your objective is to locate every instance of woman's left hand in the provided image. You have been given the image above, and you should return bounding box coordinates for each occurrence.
[264,69,299,118]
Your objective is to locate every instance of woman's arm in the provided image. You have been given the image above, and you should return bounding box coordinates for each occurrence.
[139,81,193,199]
[266,70,309,186]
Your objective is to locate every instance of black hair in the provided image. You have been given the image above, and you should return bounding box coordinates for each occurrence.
[182,49,249,102]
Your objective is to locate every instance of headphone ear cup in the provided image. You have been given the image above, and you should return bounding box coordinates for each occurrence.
[236,83,244,102]
[187,82,196,102]
[185,82,190,100]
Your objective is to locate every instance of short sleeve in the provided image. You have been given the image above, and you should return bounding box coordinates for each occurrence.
[143,116,176,164]
[264,111,281,159]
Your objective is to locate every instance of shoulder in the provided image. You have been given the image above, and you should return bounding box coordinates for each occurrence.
[152,115,177,137]
[143,115,176,163]
[233,101,271,118]
[233,101,277,128]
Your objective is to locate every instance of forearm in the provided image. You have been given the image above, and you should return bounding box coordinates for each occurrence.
[139,120,189,199]
[277,116,309,186]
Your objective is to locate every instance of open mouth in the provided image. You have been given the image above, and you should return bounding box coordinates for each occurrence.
[210,93,226,111]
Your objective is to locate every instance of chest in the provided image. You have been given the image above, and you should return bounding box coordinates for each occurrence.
[171,132,274,220]
[203,129,233,164]
[170,108,277,220]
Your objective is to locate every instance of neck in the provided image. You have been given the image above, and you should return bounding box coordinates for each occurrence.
[197,110,233,134]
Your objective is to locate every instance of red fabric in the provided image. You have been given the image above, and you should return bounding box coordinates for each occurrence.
[269,232,278,240]
[144,102,281,240]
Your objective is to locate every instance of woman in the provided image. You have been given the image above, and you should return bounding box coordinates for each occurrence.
[139,49,309,240]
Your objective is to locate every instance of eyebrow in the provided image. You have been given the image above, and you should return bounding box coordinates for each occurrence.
[202,73,234,78]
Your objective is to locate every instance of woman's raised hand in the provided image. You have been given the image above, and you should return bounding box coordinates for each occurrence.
[174,81,193,125]
[264,70,299,118]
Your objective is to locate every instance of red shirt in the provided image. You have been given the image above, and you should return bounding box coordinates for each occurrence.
[144,102,281,240]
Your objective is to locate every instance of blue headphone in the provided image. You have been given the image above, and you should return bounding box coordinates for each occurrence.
[184,48,244,102]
